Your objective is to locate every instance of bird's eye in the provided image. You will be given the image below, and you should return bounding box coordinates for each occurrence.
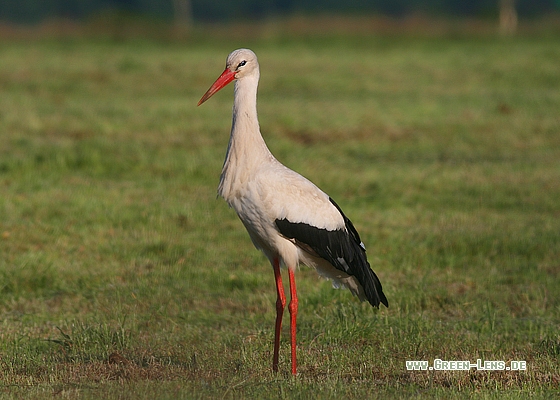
[237,60,247,69]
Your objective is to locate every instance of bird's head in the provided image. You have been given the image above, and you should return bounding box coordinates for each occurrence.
[198,48,259,106]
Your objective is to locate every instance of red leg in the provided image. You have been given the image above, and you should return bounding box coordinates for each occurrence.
[272,257,286,373]
[288,268,298,376]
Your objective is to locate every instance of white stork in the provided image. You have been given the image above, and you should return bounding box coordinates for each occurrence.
[198,49,388,376]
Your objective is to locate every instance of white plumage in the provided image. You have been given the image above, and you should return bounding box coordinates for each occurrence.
[198,48,388,375]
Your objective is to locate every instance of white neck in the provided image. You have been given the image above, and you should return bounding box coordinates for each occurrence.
[218,73,274,201]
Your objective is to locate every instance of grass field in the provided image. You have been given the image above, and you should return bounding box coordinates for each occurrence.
[1,22,559,398]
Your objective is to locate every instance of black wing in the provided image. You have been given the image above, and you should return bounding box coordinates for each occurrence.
[275,197,388,308]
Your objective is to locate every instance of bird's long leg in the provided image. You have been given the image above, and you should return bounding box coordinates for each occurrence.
[288,267,298,376]
[272,257,286,373]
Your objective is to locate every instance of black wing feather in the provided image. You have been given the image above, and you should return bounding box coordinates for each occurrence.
[275,197,388,308]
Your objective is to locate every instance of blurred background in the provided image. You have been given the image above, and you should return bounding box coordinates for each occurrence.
[0,0,559,38]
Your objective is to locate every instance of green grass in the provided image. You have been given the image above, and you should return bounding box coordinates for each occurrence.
[1,27,559,398]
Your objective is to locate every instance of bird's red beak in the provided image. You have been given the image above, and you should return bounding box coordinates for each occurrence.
[197,68,236,106]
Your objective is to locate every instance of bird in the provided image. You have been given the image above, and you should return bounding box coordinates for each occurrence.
[197,49,388,376]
